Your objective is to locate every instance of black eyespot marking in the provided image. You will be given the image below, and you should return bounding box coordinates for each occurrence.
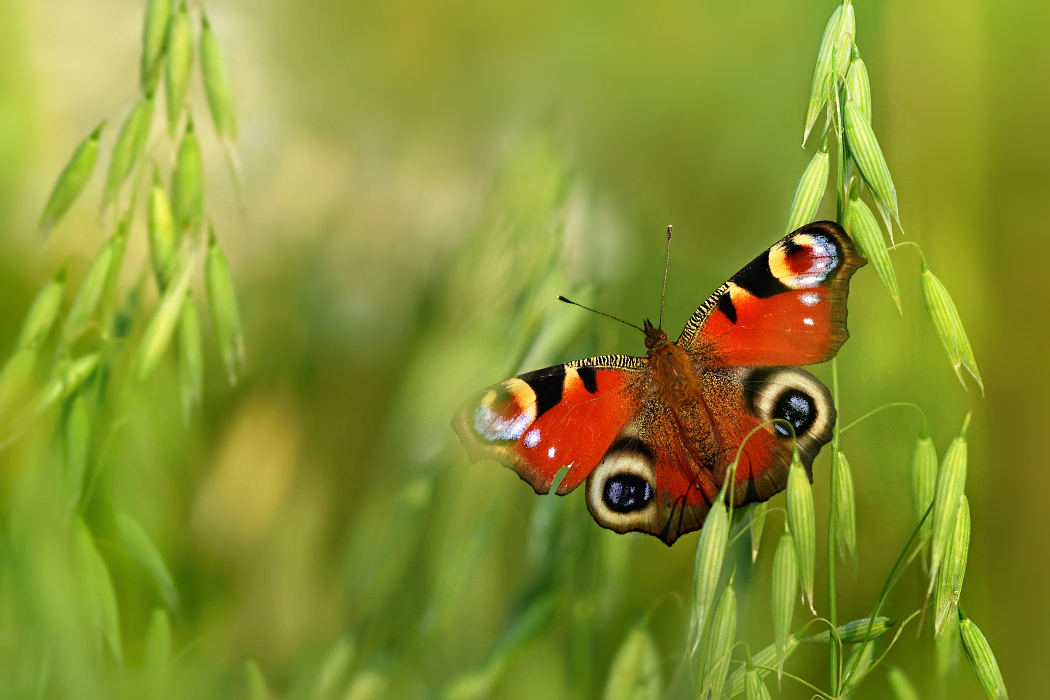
[577,365,599,393]
[733,251,792,298]
[521,365,565,419]
[716,290,738,323]
[603,473,654,513]
[772,389,817,438]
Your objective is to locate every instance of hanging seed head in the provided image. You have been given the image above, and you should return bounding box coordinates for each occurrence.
[138,256,195,381]
[844,100,899,222]
[165,2,194,130]
[786,450,815,610]
[690,502,729,655]
[833,450,858,566]
[148,170,178,290]
[200,12,238,141]
[771,526,798,680]
[920,257,983,393]
[699,573,737,699]
[803,1,854,145]
[40,121,105,234]
[786,138,830,233]
[958,610,1009,700]
[845,176,900,312]
[910,430,938,556]
[927,414,970,597]
[172,117,204,232]
[807,616,896,644]
[206,227,247,384]
[141,0,173,93]
[17,269,66,350]
[64,237,116,342]
[603,626,662,700]
[845,47,871,121]
[934,495,970,636]
[105,94,155,206]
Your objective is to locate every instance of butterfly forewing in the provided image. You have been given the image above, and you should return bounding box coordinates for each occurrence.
[680,221,865,366]
[453,356,645,495]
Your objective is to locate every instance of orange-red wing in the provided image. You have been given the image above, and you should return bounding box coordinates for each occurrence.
[453,356,645,495]
[678,221,866,366]
[580,366,835,545]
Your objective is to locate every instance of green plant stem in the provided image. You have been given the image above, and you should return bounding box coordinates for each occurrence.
[828,358,841,694]
[839,401,928,435]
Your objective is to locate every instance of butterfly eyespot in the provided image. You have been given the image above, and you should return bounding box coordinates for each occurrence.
[602,473,654,513]
[772,388,817,438]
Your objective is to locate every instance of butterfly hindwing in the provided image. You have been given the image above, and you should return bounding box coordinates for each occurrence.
[580,365,835,545]
[453,356,645,495]
[679,221,866,366]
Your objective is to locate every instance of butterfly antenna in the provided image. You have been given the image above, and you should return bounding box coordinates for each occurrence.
[658,225,672,330]
[556,296,645,333]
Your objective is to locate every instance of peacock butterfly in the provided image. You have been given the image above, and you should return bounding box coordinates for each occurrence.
[453,221,866,545]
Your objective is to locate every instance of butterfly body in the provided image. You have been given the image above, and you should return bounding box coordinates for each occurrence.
[454,222,866,545]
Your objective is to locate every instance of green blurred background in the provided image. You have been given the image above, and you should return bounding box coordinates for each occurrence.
[0,0,1044,697]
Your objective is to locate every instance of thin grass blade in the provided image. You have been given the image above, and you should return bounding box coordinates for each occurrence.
[725,636,800,697]
[245,660,272,700]
[884,664,920,700]
[143,607,172,669]
[114,510,178,608]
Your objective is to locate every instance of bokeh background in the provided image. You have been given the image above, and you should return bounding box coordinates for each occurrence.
[0,0,1045,697]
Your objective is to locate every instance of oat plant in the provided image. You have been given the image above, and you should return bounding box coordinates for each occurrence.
[0,1,244,696]
[663,2,1006,699]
